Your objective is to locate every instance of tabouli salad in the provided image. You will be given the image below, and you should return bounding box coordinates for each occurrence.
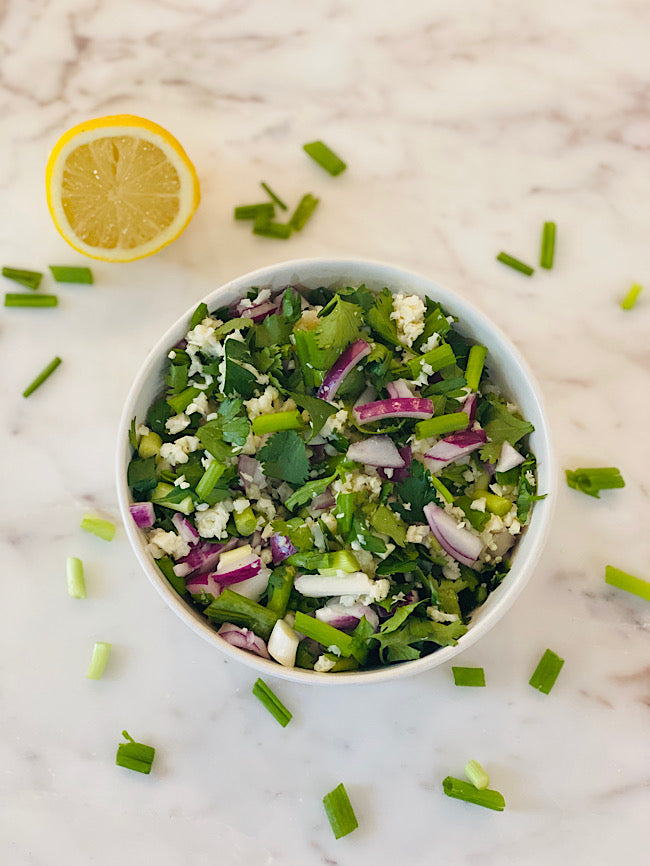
[127,283,544,672]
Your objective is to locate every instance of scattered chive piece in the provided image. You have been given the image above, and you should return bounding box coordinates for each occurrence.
[234,202,275,221]
[252,218,293,239]
[288,193,320,231]
[415,412,469,439]
[496,252,534,276]
[2,266,43,290]
[22,355,62,397]
[465,760,490,790]
[116,730,155,775]
[540,222,556,269]
[67,556,86,599]
[529,648,564,695]
[252,678,292,727]
[322,783,359,839]
[252,409,304,435]
[261,182,288,211]
[621,282,643,311]
[86,641,112,679]
[442,776,505,811]
[452,666,486,687]
[565,467,624,498]
[49,265,93,284]
[80,513,116,542]
[195,460,226,500]
[465,344,487,391]
[303,140,347,176]
[431,475,454,504]
[5,293,58,307]
[605,565,650,602]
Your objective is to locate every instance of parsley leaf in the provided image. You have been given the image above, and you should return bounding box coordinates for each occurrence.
[258,430,310,485]
[287,391,337,439]
[313,296,362,353]
[366,288,400,346]
[394,460,437,522]
[478,393,535,464]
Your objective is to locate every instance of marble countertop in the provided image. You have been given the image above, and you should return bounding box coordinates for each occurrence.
[2,1,649,863]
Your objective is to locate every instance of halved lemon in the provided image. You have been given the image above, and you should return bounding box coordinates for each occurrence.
[46,115,200,262]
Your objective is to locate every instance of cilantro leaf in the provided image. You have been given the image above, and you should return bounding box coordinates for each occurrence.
[285,472,337,511]
[258,430,310,485]
[478,393,535,464]
[517,455,547,522]
[379,600,421,634]
[313,296,362,353]
[196,419,235,462]
[366,288,400,346]
[127,456,158,494]
[282,287,304,323]
[287,391,337,440]
[338,283,375,312]
[371,617,467,664]
[414,301,451,350]
[128,417,138,449]
[221,417,250,447]
[394,460,437,522]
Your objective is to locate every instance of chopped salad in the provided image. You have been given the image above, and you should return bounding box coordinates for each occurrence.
[127,283,543,672]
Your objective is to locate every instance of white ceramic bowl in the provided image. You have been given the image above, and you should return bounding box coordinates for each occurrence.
[116,258,555,685]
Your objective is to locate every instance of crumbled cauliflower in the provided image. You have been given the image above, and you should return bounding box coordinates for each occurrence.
[406,524,430,545]
[332,469,382,501]
[186,321,223,358]
[314,654,337,673]
[442,556,462,581]
[255,497,276,522]
[295,306,322,331]
[159,435,201,466]
[420,333,440,353]
[426,606,459,623]
[232,497,251,514]
[186,392,209,416]
[195,500,233,539]
[136,424,150,437]
[470,497,487,512]
[321,407,348,437]
[145,529,190,561]
[174,475,190,490]
[390,292,426,347]
[165,413,191,435]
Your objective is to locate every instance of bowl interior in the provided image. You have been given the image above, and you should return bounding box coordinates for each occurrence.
[116,257,554,685]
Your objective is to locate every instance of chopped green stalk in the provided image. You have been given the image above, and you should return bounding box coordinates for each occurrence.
[293,611,354,657]
[565,467,625,498]
[621,282,643,310]
[234,504,257,536]
[431,475,454,504]
[167,385,201,414]
[473,490,512,517]
[67,556,86,599]
[465,760,490,790]
[325,549,360,574]
[322,783,358,839]
[116,730,155,774]
[320,653,359,672]
[442,776,505,811]
[234,202,275,221]
[303,141,347,176]
[205,588,278,640]
[252,409,304,435]
[80,513,116,541]
[2,266,43,290]
[22,356,62,397]
[405,343,456,379]
[252,678,292,727]
[540,222,556,269]
[86,641,112,679]
[252,217,292,239]
[5,292,58,307]
[465,345,487,391]
[138,430,162,458]
[266,566,295,618]
[336,493,354,537]
[605,565,650,601]
[496,252,534,276]
[195,460,225,500]
[452,666,486,687]
[415,412,469,439]
[529,648,564,694]
[288,193,320,231]
[260,181,288,210]
[49,265,93,283]
[151,482,194,514]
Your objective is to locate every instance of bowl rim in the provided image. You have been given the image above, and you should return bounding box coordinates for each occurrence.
[116,256,556,685]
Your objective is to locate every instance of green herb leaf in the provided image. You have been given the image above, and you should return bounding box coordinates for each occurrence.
[366,287,400,346]
[479,393,535,464]
[394,460,436,522]
[313,296,362,353]
[285,472,337,511]
[287,391,337,439]
[258,430,310,485]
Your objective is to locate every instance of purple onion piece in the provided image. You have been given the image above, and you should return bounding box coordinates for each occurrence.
[315,602,379,632]
[171,513,199,544]
[386,379,415,399]
[423,502,483,567]
[215,553,262,586]
[186,573,222,598]
[379,445,412,482]
[318,340,372,401]
[423,429,488,470]
[354,397,435,424]
[217,623,271,659]
[173,537,239,578]
[129,502,155,529]
[238,455,266,493]
[347,435,406,469]
[270,533,297,565]
[239,300,278,322]
[495,441,526,473]
[461,392,478,425]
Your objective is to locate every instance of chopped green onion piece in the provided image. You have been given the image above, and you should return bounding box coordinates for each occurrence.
[442,776,505,811]
[336,492,354,536]
[22,356,62,397]
[266,566,295,618]
[80,513,116,542]
[116,730,155,775]
[540,222,556,269]
[252,678,292,727]
[86,641,112,679]
[496,252,534,276]
[405,342,456,379]
[234,504,257,536]
[195,460,226,500]
[529,648,564,695]
[452,666,486,687]
[293,611,354,657]
[288,193,320,231]
[204,589,279,641]
[465,345,487,391]
[260,182,288,210]
[251,409,304,435]
[605,565,650,602]
[5,292,58,307]
[473,490,512,517]
[252,217,292,239]
[565,467,624,498]
[621,282,643,310]
[415,412,469,439]
[2,266,43,290]
[323,782,358,838]
[303,141,347,176]
[234,202,275,221]
[67,556,86,599]
[49,265,93,283]
[431,475,454,504]
[167,385,201,414]
[465,759,490,790]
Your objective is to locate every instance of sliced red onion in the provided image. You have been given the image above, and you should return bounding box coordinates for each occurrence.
[373,589,419,621]
[354,397,435,424]
[347,435,406,469]
[129,502,155,529]
[423,429,488,470]
[186,573,222,598]
[317,339,372,401]
[238,455,266,493]
[217,623,271,659]
[231,567,271,602]
[215,552,262,586]
[271,533,297,565]
[379,445,412,482]
[423,502,483,567]
[386,379,414,399]
[171,513,200,544]
[496,441,526,473]
[315,602,379,631]
[460,392,478,425]
[309,489,336,513]
[173,537,239,577]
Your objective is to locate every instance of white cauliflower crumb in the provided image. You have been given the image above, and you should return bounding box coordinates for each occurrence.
[426,607,459,623]
[159,436,201,466]
[145,529,190,561]
[165,413,191,434]
[390,292,426,347]
[314,654,337,673]
[195,500,233,538]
